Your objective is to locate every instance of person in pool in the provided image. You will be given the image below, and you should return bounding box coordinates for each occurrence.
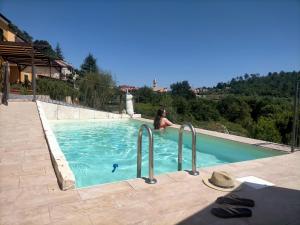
[154,108,174,130]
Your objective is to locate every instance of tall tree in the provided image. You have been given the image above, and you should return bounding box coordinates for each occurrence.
[55,43,64,60]
[80,53,99,75]
[34,40,57,59]
[253,117,281,143]
[79,71,116,108]
[134,86,155,103]
[217,96,251,124]
[170,80,195,99]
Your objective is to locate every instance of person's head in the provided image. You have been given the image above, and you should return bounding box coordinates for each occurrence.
[154,108,166,129]
[162,109,166,117]
[157,108,166,118]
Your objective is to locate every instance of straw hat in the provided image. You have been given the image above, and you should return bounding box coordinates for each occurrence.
[202,171,241,192]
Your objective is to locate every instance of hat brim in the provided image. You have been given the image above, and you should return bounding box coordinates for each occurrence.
[202,175,242,192]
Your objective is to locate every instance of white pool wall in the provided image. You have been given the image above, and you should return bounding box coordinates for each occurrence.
[39,101,141,120]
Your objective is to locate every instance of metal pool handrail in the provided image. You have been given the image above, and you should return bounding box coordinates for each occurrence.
[178,123,199,176]
[137,124,157,184]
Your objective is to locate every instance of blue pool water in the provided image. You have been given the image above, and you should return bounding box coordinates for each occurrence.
[50,119,283,188]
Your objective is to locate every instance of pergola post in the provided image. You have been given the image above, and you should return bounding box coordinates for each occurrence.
[32,56,36,101]
[0,42,61,99]
[1,61,10,105]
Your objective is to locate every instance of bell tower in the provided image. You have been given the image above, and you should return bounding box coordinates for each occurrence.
[153,79,157,88]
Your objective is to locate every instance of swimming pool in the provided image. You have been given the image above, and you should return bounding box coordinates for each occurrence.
[50,119,284,188]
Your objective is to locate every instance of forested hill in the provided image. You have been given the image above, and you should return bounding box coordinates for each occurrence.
[215,71,299,98]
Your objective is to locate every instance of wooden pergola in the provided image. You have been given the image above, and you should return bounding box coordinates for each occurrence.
[0,41,60,104]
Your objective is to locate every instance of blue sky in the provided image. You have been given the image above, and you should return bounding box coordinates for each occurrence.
[1,0,300,88]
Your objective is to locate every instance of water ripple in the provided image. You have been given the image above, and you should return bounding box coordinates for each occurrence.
[50,120,283,188]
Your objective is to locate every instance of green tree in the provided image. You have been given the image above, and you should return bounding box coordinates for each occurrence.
[217,96,252,124]
[34,40,57,59]
[190,99,220,121]
[159,94,177,121]
[275,111,294,144]
[216,82,226,89]
[135,103,159,118]
[172,96,190,115]
[159,94,173,108]
[79,72,116,109]
[170,81,195,99]
[253,117,281,143]
[226,71,299,97]
[134,86,155,103]
[36,78,78,101]
[55,43,64,60]
[80,53,99,75]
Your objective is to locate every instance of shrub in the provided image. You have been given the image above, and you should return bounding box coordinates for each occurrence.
[217,96,251,123]
[79,72,116,109]
[253,117,281,143]
[190,99,220,121]
[135,103,159,118]
[37,78,78,101]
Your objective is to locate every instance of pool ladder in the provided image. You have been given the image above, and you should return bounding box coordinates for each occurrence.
[137,124,157,184]
[178,123,199,176]
[136,123,199,184]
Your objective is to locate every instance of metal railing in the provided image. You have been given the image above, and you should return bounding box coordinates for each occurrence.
[178,123,199,176]
[137,124,157,184]
[292,78,300,152]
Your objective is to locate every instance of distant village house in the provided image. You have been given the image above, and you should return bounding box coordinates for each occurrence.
[119,85,139,93]
[152,79,168,93]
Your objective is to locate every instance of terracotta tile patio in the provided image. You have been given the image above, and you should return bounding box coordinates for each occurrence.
[0,102,300,225]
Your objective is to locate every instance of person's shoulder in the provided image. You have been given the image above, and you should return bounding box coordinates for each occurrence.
[163,117,173,125]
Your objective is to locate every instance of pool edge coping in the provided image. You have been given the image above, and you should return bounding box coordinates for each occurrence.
[132,117,296,153]
[75,151,296,192]
[36,100,76,190]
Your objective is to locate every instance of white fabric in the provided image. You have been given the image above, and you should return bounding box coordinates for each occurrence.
[126,93,134,116]
[237,176,274,189]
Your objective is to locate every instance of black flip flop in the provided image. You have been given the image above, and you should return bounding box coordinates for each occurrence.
[211,206,252,218]
[216,194,255,207]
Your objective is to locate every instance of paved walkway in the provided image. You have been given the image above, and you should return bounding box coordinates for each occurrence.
[0,102,300,225]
